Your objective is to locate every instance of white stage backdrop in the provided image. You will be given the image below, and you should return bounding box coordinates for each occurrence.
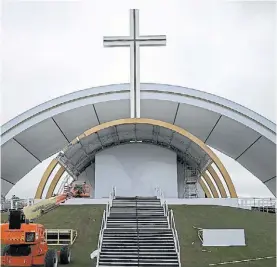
[95,143,178,198]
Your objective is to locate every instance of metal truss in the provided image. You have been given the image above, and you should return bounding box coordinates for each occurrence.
[57,124,212,178]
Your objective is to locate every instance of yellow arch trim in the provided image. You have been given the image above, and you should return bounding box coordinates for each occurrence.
[46,166,65,198]
[199,178,212,198]
[76,118,237,197]
[207,165,228,198]
[36,118,237,198]
[202,173,219,198]
[34,159,58,199]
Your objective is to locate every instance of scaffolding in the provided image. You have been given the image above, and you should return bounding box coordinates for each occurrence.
[184,167,199,198]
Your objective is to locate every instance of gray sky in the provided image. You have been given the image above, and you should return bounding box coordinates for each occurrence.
[1,0,276,198]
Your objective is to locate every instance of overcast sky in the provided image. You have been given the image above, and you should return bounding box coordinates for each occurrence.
[1,0,276,198]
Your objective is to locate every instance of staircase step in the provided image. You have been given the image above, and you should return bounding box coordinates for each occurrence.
[97,196,180,266]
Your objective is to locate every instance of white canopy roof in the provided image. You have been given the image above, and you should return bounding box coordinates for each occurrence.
[1,83,276,196]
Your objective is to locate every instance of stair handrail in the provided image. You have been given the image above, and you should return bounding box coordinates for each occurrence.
[155,187,168,216]
[109,186,116,200]
[96,187,115,267]
[169,209,181,267]
[96,208,107,267]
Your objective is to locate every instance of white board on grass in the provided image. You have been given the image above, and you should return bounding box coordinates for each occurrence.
[202,229,246,246]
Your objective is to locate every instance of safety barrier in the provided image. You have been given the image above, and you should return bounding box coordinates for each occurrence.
[169,209,181,267]
[156,187,181,267]
[238,198,276,211]
[45,229,77,245]
[96,186,116,267]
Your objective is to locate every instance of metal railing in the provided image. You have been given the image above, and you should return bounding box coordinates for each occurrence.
[109,186,116,200]
[155,187,181,266]
[169,209,181,267]
[45,229,77,245]
[155,187,168,215]
[96,187,116,267]
[1,198,35,211]
[238,198,276,211]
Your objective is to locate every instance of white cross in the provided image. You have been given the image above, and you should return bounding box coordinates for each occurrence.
[103,9,166,118]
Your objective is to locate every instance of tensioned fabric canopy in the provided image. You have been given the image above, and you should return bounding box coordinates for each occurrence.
[1,83,276,196]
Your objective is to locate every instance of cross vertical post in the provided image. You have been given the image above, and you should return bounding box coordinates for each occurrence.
[103,9,166,118]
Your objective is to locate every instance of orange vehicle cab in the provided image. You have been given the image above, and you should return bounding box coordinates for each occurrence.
[1,210,71,267]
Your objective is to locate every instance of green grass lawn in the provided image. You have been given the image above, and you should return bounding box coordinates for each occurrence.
[1,206,104,267]
[1,205,276,267]
[172,205,276,267]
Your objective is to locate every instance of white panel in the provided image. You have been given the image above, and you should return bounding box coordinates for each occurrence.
[15,119,68,161]
[264,178,276,196]
[94,100,129,123]
[206,116,261,159]
[1,139,40,183]
[175,104,221,141]
[141,100,178,123]
[237,137,276,182]
[53,105,99,141]
[95,143,178,198]
[202,229,246,246]
[1,179,14,196]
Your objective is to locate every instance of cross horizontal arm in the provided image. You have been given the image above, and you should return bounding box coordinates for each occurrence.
[103,36,133,47]
[137,35,166,46]
[138,40,166,46]
[138,35,166,41]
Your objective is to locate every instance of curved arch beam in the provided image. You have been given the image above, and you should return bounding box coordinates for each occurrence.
[46,166,65,198]
[2,83,275,197]
[74,118,237,197]
[207,165,227,198]
[199,178,212,198]
[34,159,58,199]
[36,118,237,198]
[202,173,219,198]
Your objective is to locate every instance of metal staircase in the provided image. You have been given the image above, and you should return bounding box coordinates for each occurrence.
[96,188,181,267]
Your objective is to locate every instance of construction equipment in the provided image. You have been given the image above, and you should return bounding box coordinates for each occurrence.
[45,229,77,246]
[1,210,72,267]
[23,194,68,221]
[70,182,91,198]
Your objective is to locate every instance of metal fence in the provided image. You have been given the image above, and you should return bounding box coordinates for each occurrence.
[0,198,34,211]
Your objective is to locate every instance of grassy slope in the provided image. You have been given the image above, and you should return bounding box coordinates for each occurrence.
[1,206,104,267]
[1,205,276,267]
[40,205,104,267]
[172,205,276,267]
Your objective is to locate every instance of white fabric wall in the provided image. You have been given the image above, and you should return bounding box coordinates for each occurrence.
[95,143,178,198]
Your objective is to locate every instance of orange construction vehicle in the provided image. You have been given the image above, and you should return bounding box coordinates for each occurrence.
[1,210,71,267]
